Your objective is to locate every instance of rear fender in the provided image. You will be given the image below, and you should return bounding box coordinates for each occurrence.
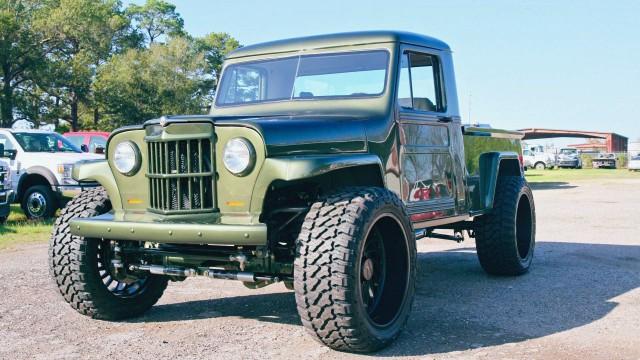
[477,151,522,212]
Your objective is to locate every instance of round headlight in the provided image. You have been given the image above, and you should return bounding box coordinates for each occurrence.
[223,138,255,176]
[113,141,141,176]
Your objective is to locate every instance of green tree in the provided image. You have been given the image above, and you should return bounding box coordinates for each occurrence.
[37,0,131,130]
[94,37,212,129]
[126,0,184,45]
[0,0,52,127]
[195,32,240,79]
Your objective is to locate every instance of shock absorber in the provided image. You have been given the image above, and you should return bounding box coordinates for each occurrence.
[129,264,197,277]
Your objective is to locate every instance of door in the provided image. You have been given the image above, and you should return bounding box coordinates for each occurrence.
[397,48,456,223]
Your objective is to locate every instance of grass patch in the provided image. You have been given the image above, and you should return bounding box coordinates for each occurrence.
[0,168,637,249]
[525,168,640,183]
[0,204,53,250]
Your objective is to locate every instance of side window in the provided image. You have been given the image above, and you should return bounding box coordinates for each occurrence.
[0,134,15,150]
[397,51,445,112]
[397,54,412,109]
[89,136,106,152]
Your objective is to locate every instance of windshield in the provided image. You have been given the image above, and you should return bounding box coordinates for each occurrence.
[215,50,389,106]
[560,149,577,155]
[632,153,640,160]
[65,135,84,148]
[13,132,81,153]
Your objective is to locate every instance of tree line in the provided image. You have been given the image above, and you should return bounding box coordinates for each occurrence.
[0,0,240,131]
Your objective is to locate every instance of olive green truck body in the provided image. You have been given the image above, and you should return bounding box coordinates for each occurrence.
[53,32,533,353]
[70,31,523,247]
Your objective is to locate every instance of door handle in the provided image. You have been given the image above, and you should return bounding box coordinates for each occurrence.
[438,116,453,123]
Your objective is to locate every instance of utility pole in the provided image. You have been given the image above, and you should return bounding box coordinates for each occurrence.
[467,92,472,124]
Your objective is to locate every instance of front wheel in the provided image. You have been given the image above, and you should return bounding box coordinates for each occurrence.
[49,187,167,320]
[294,188,416,353]
[474,176,536,275]
[22,185,58,219]
[534,162,546,170]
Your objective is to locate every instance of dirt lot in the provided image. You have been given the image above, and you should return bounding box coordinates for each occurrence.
[1,178,639,360]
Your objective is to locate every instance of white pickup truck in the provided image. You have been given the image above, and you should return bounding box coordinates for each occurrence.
[522,148,556,170]
[0,158,11,223]
[629,141,640,171]
[0,129,103,219]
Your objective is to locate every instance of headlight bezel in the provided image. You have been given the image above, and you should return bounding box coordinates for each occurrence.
[113,141,141,176]
[222,137,255,177]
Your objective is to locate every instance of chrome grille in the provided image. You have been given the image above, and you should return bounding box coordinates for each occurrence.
[147,138,216,214]
[0,166,5,192]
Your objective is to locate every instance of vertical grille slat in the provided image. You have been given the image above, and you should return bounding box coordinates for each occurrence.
[198,139,204,209]
[147,134,216,215]
[186,140,193,209]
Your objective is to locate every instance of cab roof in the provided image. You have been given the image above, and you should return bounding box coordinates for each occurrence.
[227,31,451,59]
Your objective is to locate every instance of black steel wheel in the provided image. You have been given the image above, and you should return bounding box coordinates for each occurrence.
[359,215,411,328]
[294,187,416,352]
[96,239,151,298]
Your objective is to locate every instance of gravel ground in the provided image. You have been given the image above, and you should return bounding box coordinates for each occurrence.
[1,178,639,360]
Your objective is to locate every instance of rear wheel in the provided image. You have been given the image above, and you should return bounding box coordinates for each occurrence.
[294,188,416,352]
[534,162,546,170]
[49,187,167,319]
[474,176,536,275]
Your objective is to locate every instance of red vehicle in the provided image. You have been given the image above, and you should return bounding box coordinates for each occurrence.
[63,131,110,153]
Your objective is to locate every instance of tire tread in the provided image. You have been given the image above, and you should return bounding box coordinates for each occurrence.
[49,187,167,320]
[294,187,415,352]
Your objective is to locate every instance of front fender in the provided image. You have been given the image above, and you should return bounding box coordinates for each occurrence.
[250,153,383,214]
[72,160,122,211]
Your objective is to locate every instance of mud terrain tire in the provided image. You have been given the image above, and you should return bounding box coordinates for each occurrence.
[475,176,536,275]
[294,187,416,352]
[49,187,167,320]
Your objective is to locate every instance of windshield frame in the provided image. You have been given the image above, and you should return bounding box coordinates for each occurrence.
[214,49,392,108]
[12,131,82,153]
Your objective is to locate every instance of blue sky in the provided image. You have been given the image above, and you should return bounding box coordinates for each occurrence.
[135,0,640,142]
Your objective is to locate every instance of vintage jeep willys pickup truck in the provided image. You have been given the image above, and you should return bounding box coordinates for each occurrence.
[50,31,535,353]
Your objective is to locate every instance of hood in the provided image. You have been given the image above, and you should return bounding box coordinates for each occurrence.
[214,115,368,156]
[44,152,104,164]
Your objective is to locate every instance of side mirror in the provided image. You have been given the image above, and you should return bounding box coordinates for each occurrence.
[95,146,105,154]
[0,144,16,160]
[80,144,89,152]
